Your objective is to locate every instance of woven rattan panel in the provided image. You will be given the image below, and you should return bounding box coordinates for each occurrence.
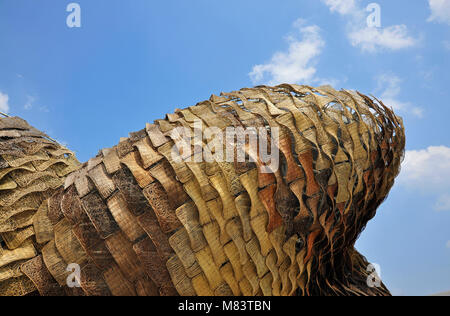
[2,84,404,296]
[0,116,81,295]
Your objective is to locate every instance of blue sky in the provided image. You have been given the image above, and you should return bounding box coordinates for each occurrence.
[0,0,449,295]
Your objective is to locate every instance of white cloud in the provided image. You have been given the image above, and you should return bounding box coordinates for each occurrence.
[428,0,450,25]
[398,146,450,211]
[249,19,325,85]
[446,240,450,249]
[400,146,450,186]
[376,74,424,117]
[321,0,417,52]
[322,0,358,16]
[348,25,416,53]
[0,92,10,113]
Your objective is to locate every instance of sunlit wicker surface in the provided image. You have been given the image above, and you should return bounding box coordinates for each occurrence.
[0,116,80,295]
[0,84,405,296]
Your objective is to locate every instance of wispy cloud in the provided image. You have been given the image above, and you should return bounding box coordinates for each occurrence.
[376,73,424,117]
[0,92,10,113]
[249,19,326,85]
[24,95,36,110]
[23,95,49,113]
[398,146,450,211]
[446,240,450,249]
[443,40,450,51]
[321,0,417,52]
[38,105,49,113]
[436,194,450,211]
[428,0,450,25]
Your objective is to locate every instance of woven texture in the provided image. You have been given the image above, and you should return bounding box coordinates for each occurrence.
[0,116,81,295]
[1,84,404,296]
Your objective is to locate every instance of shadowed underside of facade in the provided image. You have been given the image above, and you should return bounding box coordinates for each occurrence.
[0,84,405,296]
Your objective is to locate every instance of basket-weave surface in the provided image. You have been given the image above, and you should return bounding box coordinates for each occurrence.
[0,117,80,295]
[0,84,404,296]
